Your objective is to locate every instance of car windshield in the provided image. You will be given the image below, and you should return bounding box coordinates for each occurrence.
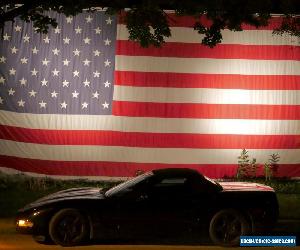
[204,175,223,190]
[105,171,154,197]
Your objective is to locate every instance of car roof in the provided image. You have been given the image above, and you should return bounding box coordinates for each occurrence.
[152,168,202,178]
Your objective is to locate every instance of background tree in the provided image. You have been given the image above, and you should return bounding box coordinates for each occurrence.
[1,0,299,47]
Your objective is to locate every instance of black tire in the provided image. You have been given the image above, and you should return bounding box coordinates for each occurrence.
[49,208,89,246]
[32,235,54,245]
[209,209,250,246]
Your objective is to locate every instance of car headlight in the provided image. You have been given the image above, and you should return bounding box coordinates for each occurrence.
[17,219,33,228]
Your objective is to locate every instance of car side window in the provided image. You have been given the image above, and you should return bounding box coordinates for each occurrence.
[147,177,194,199]
[154,177,188,187]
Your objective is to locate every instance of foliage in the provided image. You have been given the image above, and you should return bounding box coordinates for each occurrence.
[0,171,121,217]
[121,5,171,47]
[264,153,280,181]
[0,171,119,191]
[236,149,258,179]
[0,1,299,47]
[236,149,281,181]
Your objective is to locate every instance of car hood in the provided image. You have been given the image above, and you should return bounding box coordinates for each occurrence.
[220,182,274,192]
[21,187,105,211]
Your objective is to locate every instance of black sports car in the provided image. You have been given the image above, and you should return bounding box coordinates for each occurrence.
[16,168,278,246]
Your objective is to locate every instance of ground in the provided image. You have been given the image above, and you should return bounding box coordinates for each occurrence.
[0,218,299,250]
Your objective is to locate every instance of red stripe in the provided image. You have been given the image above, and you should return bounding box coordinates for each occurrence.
[117,41,299,60]
[1,125,300,149]
[1,155,299,177]
[119,13,283,30]
[115,72,300,90]
[112,101,300,120]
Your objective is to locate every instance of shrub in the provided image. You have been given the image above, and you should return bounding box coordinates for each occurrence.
[236,149,257,179]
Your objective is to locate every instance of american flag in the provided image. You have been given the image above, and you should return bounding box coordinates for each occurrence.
[0,11,299,178]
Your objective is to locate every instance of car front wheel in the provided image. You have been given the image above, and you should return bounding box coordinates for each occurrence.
[49,208,89,246]
[209,209,250,246]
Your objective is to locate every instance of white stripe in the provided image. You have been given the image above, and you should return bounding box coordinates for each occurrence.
[0,139,299,164]
[1,110,300,135]
[114,85,300,105]
[116,56,300,75]
[0,167,127,181]
[117,24,300,46]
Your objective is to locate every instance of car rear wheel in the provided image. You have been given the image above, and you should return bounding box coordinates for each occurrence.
[49,208,89,246]
[209,209,250,246]
[32,235,53,245]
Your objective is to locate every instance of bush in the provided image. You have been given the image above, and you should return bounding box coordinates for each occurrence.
[0,171,120,217]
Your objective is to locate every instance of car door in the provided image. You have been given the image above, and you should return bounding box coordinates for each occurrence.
[144,176,202,238]
[103,181,159,240]
[115,176,203,239]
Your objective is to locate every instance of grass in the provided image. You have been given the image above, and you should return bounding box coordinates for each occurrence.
[277,193,300,219]
[0,171,300,219]
[0,172,119,218]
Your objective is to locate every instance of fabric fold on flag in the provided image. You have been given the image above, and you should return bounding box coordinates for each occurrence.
[0,11,299,178]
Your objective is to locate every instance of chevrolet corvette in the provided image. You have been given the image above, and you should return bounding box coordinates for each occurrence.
[16,168,278,246]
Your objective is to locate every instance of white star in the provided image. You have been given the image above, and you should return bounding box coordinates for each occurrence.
[20,57,28,64]
[0,56,6,63]
[93,50,101,56]
[83,79,90,87]
[94,27,101,34]
[73,48,80,56]
[83,37,91,44]
[92,91,100,99]
[63,59,70,66]
[73,70,79,77]
[62,80,69,87]
[106,17,113,25]
[41,78,48,86]
[3,33,10,41]
[51,91,58,98]
[9,68,16,75]
[14,25,21,32]
[81,102,88,109]
[0,97,3,104]
[42,58,50,66]
[52,68,60,76]
[19,78,27,86]
[93,71,100,78]
[17,99,25,107]
[72,90,79,98]
[29,90,37,97]
[32,47,39,54]
[103,80,111,87]
[23,34,30,43]
[85,15,93,23]
[102,101,109,109]
[8,88,15,96]
[0,76,5,84]
[11,46,18,54]
[39,101,47,108]
[52,48,60,55]
[31,68,38,76]
[104,59,111,67]
[104,38,111,46]
[54,27,61,34]
[60,101,67,109]
[63,37,70,44]
[43,36,50,43]
[83,59,91,66]
[66,16,73,23]
[75,26,82,34]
